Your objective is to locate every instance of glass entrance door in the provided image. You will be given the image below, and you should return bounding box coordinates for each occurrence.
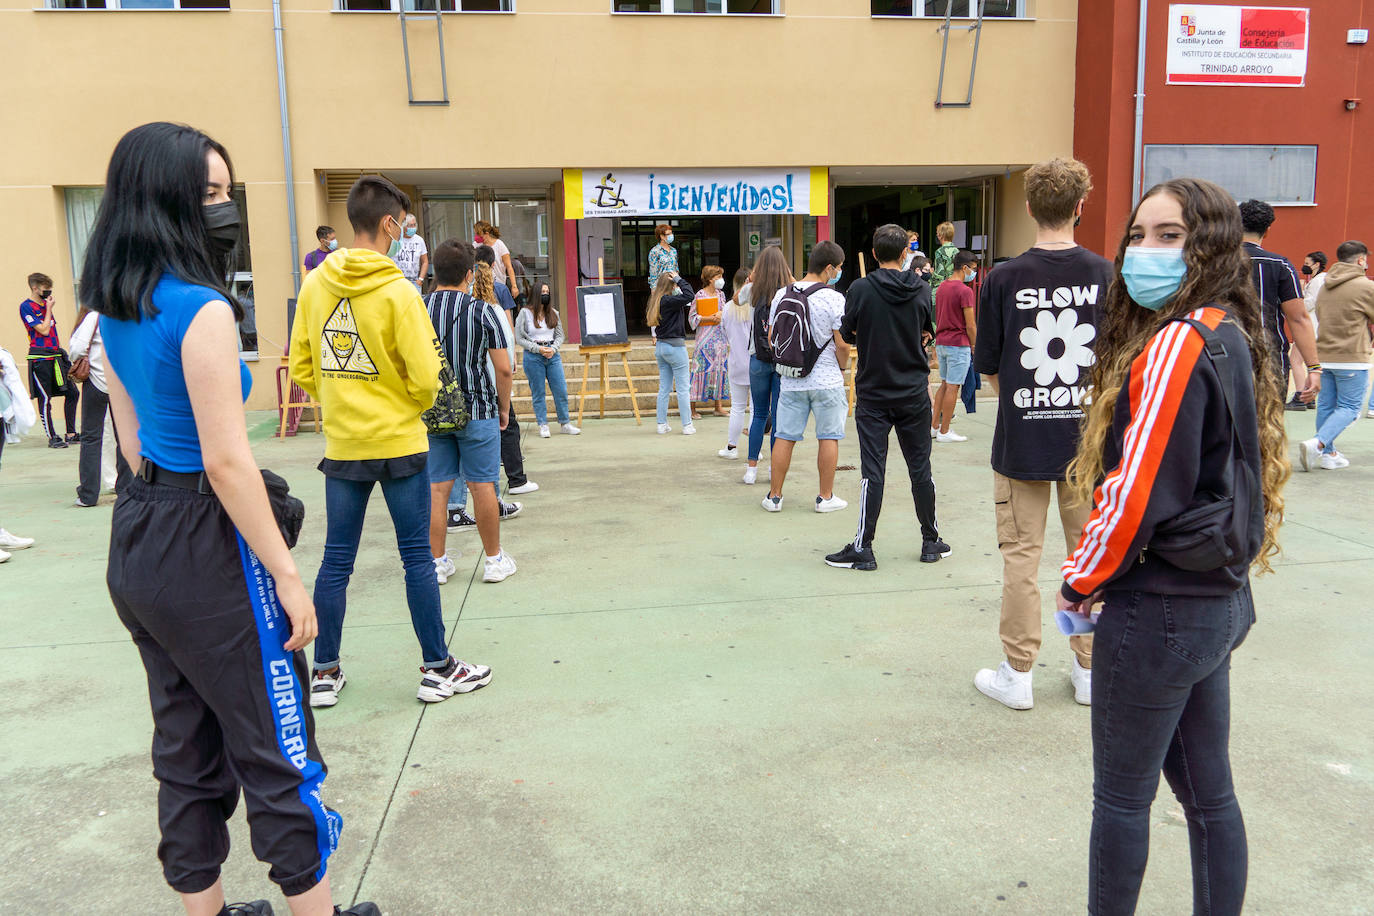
[419,190,551,299]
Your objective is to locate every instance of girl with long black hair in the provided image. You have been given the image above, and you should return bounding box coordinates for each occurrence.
[84,122,377,916]
[1059,178,1289,915]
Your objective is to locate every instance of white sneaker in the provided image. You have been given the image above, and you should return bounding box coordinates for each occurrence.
[434,554,457,585]
[417,658,492,702]
[508,481,539,495]
[682,424,697,436]
[815,494,848,513]
[0,548,10,563]
[936,430,968,443]
[930,427,937,439]
[538,425,551,438]
[1298,437,1320,472]
[1071,657,1091,706]
[1367,409,1374,419]
[483,551,517,583]
[309,668,346,708]
[1320,452,1350,470]
[0,529,34,550]
[974,661,1034,710]
[657,423,671,434]
[761,494,783,512]
[742,466,758,485]
[561,423,581,435]
[718,446,739,459]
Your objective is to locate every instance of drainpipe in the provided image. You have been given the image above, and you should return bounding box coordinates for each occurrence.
[273,0,302,295]
[1131,0,1149,203]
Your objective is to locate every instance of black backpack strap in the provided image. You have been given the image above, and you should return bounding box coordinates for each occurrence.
[1173,314,1245,463]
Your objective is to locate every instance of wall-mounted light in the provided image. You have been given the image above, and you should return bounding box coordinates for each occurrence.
[1345,98,1362,111]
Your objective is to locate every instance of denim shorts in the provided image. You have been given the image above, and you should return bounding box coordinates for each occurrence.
[936,345,972,384]
[775,387,847,442]
[427,417,500,484]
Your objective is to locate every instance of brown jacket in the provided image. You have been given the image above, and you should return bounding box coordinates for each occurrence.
[1315,261,1374,365]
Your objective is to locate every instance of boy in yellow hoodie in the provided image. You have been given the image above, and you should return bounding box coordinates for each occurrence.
[290,176,492,707]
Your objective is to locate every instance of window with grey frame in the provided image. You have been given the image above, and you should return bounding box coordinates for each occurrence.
[871,1,1023,17]
[337,0,510,11]
[1143,145,1318,205]
[614,0,776,13]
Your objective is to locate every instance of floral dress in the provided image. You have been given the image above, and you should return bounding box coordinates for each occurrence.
[689,288,730,402]
[647,244,679,288]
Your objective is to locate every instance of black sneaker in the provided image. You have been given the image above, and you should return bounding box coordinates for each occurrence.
[47,437,67,449]
[920,540,952,563]
[825,543,877,571]
[499,500,523,520]
[447,507,477,532]
[1285,395,1307,411]
[226,902,274,915]
[335,905,381,916]
[64,432,80,443]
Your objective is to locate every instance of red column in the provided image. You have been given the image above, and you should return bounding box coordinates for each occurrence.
[563,217,580,344]
[817,214,831,242]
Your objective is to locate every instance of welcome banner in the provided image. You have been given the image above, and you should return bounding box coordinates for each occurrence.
[564,168,828,220]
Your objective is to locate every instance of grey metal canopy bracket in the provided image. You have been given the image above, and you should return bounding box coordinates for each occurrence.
[934,0,987,109]
[400,4,450,106]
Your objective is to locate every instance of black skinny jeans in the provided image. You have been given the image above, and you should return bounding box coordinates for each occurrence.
[1089,584,1255,916]
[853,398,939,549]
[76,382,132,505]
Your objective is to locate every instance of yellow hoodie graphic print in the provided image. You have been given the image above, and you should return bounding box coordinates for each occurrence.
[289,247,441,461]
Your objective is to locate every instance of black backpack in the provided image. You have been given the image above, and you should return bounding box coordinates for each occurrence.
[1146,314,1263,572]
[770,282,832,379]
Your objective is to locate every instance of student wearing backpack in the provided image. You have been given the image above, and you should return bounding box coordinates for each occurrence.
[762,241,849,513]
[825,224,946,569]
[647,271,697,435]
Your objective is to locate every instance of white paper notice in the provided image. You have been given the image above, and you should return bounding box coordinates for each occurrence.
[584,293,618,337]
[953,220,969,249]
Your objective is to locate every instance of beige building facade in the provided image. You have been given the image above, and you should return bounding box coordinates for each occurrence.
[2,0,1079,409]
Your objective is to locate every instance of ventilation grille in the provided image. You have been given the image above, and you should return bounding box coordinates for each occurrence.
[325,171,364,203]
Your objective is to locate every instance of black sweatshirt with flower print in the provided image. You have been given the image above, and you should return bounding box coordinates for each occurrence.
[975,246,1113,480]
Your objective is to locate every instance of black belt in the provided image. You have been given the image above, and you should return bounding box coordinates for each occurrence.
[138,460,214,495]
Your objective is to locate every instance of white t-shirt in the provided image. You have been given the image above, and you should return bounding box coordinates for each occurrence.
[395,234,428,283]
[770,282,846,392]
[490,238,512,285]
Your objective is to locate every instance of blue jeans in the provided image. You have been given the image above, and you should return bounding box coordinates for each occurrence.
[655,340,691,426]
[524,351,570,427]
[747,355,781,461]
[313,469,449,671]
[1316,367,1367,454]
[1089,585,1254,916]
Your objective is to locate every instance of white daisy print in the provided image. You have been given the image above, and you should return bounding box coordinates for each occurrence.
[1019,308,1096,386]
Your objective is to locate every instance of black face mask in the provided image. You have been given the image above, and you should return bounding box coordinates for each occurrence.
[1301,265,1313,276]
[539,292,551,306]
[204,200,241,259]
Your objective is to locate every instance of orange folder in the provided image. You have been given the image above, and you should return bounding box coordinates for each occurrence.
[696,295,721,324]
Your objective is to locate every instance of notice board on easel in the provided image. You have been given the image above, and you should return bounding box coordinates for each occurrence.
[575,284,628,347]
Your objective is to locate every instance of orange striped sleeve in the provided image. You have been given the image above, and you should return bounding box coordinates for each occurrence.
[1062,307,1226,597]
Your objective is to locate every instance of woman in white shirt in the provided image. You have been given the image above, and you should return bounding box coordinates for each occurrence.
[718,267,753,460]
[516,284,580,438]
[1289,251,1328,410]
[68,308,132,506]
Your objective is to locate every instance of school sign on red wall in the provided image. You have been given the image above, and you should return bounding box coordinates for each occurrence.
[1166,5,1310,86]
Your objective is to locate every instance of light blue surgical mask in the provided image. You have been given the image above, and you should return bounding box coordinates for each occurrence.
[327,239,338,251]
[404,226,418,238]
[386,217,403,259]
[1122,246,1187,311]
[828,267,842,286]
[966,269,977,282]
[665,234,675,244]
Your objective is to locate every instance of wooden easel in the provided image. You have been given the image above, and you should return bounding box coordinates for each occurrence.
[575,259,642,424]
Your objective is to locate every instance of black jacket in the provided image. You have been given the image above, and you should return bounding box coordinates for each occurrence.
[840,268,933,406]
[655,278,695,342]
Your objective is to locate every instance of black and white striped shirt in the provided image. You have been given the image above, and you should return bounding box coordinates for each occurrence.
[425,290,511,421]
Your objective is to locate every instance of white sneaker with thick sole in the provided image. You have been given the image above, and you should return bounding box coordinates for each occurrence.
[0,529,34,550]
[718,446,739,459]
[974,661,1034,710]
[433,554,457,585]
[742,466,758,484]
[1320,452,1350,470]
[936,430,968,443]
[1298,437,1320,471]
[561,423,581,435]
[682,425,697,436]
[538,425,551,438]
[483,551,518,583]
[815,495,848,513]
[0,548,10,563]
[309,668,346,708]
[761,495,783,512]
[657,423,671,434]
[509,481,540,495]
[1367,409,1374,419]
[1071,657,1091,706]
[417,659,493,702]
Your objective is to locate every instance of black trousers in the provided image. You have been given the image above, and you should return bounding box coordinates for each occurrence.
[501,402,527,488]
[853,397,940,549]
[76,382,132,505]
[28,355,79,440]
[108,478,341,896]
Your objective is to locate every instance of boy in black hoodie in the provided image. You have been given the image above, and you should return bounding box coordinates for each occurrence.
[826,224,948,570]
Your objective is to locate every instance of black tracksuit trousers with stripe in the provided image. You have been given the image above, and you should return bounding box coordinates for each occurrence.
[108,478,340,896]
[853,397,940,550]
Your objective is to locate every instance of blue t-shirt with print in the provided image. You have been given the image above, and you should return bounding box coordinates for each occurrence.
[100,274,252,473]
